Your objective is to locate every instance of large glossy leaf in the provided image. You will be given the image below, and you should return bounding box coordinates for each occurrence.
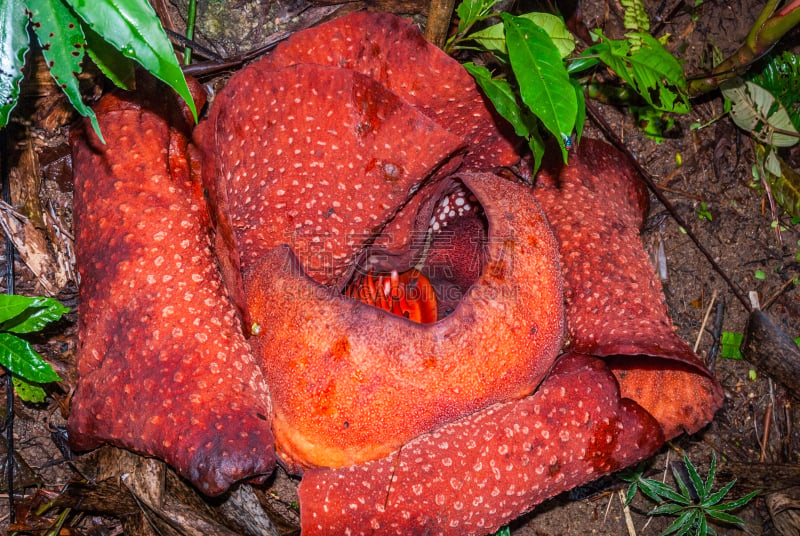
[0,333,61,383]
[470,12,575,57]
[85,24,135,90]
[464,62,529,138]
[27,0,102,139]
[503,13,576,161]
[65,0,197,122]
[0,0,31,128]
[0,295,69,334]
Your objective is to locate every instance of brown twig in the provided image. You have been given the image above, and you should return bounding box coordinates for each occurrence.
[761,275,798,312]
[425,0,456,47]
[760,399,773,462]
[586,101,753,311]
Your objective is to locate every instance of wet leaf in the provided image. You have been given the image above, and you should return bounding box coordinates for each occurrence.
[65,0,197,122]
[26,0,102,140]
[0,332,62,383]
[0,0,29,128]
[85,24,135,90]
[0,295,69,333]
[503,13,576,160]
[455,0,501,35]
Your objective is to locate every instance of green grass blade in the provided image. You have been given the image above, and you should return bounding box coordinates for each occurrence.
[502,13,576,161]
[65,0,197,122]
[27,0,103,140]
[0,332,62,383]
[0,0,29,128]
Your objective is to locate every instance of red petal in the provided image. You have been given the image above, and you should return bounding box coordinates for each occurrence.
[69,79,275,495]
[533,139,723,437]
[195,62,464,287]
[245,173,564,470]
[256,12,520,170]
[298,353,663,536]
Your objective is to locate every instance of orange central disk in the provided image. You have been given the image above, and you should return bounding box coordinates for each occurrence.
[346,269,438,324]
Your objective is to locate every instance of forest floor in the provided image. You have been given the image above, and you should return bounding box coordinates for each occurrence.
[1,0,799,534]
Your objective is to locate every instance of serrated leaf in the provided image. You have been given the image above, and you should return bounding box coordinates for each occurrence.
[12,376,47,403]
[85,24,134,90]
[649,502,685,515]
[503,13,576,161]
[705,509,745,525]
[65,0,197,122]
[470,12,575,57]
[0,0,29,128]
[684,453,706,500]
[592,30,689,113]
[658,509,697,536]
[27,0,104,140]
[0,332,61,383]
[703,478,737,507]
[704,451,717,496]
[1,296,69,334]
[464,62,529,138]
[711,489,760,511]
[721,78,799,147]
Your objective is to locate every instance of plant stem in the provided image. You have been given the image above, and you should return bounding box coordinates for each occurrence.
[687,1,800,96]
[184,0,197,65]
[1,126,15,524]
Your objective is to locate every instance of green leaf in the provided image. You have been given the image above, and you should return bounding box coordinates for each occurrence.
[711,489,760,511]
[12,376,48,403]
[754,268,766,280]
[470,12,575,57]
[684,453,706,500]
[0,0,29,128]
[0,294,38,323]
[0,332,61,383]
[456,0,500,36]
[720,331,743,359]
[503,13,576,161]
[649,502,685,515]
[85,24,134,90]
[704,509,746,525]
[65,0,197,122]
[721,77,799,148]
[464,63,529,138]
[658,509,697,536]
[747,51,800,131]
[703,479,737,507]
[27,0,103,141]
[0,295,69,333]
[591,30,689,113]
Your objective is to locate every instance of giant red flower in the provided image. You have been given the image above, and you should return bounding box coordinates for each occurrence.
[69,12,722,534]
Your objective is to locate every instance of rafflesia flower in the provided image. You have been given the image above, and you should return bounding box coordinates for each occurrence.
[69,11,722,535]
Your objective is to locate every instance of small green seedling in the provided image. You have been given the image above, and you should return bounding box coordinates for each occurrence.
[0,294,68,402]
[696,202,712,221]
[620,452,759,536]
